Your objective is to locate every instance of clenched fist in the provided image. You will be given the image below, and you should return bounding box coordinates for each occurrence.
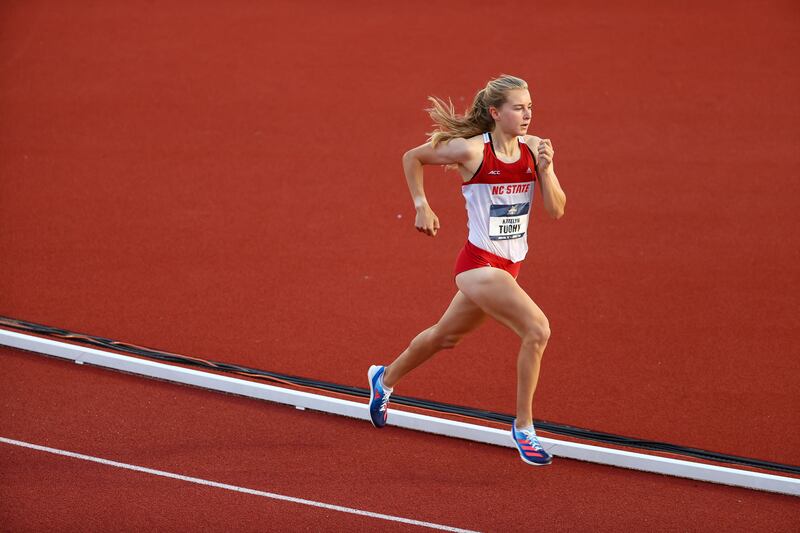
[537,138,554,173]
[415,203,440,237]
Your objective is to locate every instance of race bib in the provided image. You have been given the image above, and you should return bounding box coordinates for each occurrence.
[489,203,530,240]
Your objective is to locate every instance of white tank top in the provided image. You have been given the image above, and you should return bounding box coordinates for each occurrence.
[461,132,538,262]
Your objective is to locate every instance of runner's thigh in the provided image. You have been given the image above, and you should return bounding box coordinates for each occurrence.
[434,290,488,338]
[454,267,547,338]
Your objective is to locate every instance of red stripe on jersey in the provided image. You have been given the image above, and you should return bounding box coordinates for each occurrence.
[464,133,538,186]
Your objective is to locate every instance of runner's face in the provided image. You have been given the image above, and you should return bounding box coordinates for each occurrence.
[492,89,533,135]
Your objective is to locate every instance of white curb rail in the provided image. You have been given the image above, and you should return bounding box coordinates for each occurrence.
[1,328,798,497]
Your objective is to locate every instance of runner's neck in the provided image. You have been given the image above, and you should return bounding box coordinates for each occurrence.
[490,129,520,159]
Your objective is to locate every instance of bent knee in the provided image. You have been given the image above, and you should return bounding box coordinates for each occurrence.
[520,318,551,347]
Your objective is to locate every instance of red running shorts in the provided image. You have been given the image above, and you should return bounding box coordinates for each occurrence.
[453,240,522,280]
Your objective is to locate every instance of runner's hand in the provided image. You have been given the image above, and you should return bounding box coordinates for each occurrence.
[415,204,440,237]
[537,138,554,173]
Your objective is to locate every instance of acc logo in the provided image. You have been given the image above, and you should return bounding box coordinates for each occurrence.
[488,170,501,175]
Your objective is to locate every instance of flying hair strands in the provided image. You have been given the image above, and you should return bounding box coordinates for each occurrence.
[426,74,528,148]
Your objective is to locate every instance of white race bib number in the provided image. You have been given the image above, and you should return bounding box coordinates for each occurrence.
[489,203,530,240]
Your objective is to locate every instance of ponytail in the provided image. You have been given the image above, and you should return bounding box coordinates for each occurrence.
[426,74,528,147]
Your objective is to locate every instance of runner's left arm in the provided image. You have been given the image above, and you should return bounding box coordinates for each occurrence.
[526,137,566,219]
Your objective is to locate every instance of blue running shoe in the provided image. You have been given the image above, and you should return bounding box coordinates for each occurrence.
[511,420,553,466]
[367,365,392,428]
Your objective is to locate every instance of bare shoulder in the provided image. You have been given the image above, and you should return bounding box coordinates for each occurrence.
[444,135,484,159]
[523,134,543,149]
[523,134,545,165]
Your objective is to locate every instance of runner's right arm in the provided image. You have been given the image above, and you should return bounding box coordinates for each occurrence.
[402,138,473,237]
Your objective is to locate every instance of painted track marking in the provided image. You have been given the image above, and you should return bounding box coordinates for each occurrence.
[0,436,479,533]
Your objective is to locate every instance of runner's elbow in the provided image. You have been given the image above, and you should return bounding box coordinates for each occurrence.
[547,205,565,219]
[402,148,420,164]
[548,196,566,219]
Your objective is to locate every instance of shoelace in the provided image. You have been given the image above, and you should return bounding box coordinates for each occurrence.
[379,389,392,412]
[520,427,544,451]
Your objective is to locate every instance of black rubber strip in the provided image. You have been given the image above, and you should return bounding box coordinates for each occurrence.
[1,315,798,476]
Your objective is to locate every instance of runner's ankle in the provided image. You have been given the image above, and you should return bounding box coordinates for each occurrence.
[382,368,395,390]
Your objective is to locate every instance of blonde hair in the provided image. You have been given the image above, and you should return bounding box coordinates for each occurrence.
[426,74,528,147]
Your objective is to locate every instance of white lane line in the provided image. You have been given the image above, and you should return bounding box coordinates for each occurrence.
[0,436,479,533]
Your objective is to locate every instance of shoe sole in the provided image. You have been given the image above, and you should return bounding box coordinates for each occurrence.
[367,365,384,429]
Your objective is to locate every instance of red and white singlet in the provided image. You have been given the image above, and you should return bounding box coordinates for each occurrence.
[461,132,537,263]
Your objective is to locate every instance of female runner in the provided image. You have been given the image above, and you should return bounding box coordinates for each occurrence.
[368,74,566,466]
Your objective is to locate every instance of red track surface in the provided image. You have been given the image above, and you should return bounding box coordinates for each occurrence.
[1,0,799,526]
[2,346,798,531]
